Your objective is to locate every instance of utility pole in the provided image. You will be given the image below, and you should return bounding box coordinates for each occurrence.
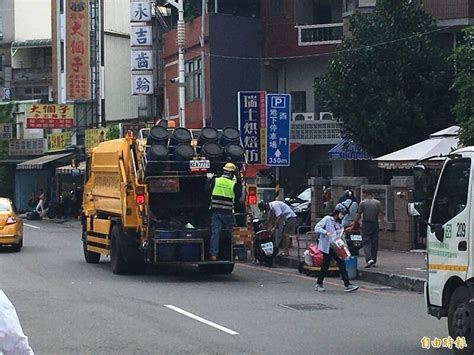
[200,0,207,127]
[166,0,186,127]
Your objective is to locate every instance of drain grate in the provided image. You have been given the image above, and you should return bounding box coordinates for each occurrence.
[279,303,337,311]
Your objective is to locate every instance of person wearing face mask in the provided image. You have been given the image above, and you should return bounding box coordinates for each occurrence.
[313,204,359,292]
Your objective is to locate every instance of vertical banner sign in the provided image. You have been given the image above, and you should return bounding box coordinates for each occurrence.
[266,94,291,166]
[238,92,266,164]
[66,0,91,100]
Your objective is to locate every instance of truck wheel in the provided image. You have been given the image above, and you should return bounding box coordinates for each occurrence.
[83,235,100,264]
[110,225,129,275]
[129,260,147,275]
[448,286,474,353]
[213,264,235,275]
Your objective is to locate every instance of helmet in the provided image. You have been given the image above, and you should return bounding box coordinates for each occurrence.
[223,162,237,173]
[334,203,347,214]
[258,200,269,211]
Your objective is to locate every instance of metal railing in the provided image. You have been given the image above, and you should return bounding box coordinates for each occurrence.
[297,23,343,46]
[291,120,342,145]
[12,67,52,82]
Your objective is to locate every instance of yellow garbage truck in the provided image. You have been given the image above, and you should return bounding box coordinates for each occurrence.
[81,126,252,275]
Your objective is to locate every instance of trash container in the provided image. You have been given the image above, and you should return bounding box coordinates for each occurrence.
[345,256,358,280]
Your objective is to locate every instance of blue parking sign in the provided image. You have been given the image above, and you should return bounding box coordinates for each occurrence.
[266,94,290,166]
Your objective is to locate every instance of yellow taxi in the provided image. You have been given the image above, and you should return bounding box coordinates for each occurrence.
[0,198,23,251]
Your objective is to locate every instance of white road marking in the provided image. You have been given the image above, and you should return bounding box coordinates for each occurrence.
[24,223,40,230]
[164,305,239,335]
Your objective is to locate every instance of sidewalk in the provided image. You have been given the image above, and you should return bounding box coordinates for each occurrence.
[275,245,427,293]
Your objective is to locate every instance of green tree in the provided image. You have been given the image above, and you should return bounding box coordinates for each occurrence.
[315,0,454,157]
[452,27,474,146]
[105,125,120,140]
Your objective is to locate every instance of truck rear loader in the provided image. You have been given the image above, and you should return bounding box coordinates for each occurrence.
[81,126,252,275]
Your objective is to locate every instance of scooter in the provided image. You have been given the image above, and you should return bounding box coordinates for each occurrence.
[343,222,363,256]
[252,219,279,267]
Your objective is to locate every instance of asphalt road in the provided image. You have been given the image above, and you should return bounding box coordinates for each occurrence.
[0,219,451,355]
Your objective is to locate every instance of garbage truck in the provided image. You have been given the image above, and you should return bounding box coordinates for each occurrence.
[408,147,474,352]
[81,125,253,275]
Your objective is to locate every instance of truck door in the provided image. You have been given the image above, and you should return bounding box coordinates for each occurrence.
[428,157,471,306]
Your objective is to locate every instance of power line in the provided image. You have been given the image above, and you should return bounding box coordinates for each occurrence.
[182,24,456,61]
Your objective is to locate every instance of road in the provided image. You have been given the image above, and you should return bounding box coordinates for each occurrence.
[1,220,450,354]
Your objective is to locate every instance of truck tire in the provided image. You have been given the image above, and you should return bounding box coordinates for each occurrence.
[213,263,235,275]
[448,286,474,354]
[110,225,129,275]
[83,236,100,264]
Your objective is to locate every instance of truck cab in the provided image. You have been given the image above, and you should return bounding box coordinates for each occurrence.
[408,147,474,350]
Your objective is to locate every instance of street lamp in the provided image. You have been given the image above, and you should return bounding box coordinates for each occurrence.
[166,0,186,128]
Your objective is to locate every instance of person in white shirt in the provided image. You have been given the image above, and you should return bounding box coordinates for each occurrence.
[0,290,34,354]
[313,204,359,293]
[258,200,298,256]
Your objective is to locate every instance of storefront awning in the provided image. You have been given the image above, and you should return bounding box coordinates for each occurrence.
[16,153,73,171]
[56,161,86,175]
[328,139,371,160]
[11,39,52,49]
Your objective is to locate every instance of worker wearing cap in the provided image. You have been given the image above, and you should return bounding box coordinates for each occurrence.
[208,163,242,261]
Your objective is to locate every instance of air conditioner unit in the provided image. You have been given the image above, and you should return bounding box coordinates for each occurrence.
[292,113,315,121]
[319,112,334,120]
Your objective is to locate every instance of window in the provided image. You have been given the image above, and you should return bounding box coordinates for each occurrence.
[290,91,306,113]
[268,0,284,16]
[185,58,202,102]
[0,200,11,212]
[358,0,376,7]
[431,158,471,226]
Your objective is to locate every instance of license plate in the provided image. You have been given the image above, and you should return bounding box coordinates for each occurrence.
[351,235,362,241]
[189,160,210,170]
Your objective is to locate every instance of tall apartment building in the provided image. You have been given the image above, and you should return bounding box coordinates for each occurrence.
[0,0,53,102]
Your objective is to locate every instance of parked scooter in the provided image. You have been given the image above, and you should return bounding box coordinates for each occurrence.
[343,222,363,256]
[252,219,279,267]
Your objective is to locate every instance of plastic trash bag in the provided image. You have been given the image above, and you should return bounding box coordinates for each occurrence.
[303,250,313,266]
[308,242,323,267]
[0,290,34,355]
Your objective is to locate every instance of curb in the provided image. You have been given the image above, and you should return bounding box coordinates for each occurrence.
[358,269,425,293]
[274,256,425,293]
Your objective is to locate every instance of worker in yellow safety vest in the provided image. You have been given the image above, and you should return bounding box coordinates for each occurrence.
[208,162,242,261]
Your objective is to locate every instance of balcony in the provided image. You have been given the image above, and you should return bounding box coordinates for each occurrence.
[297,23,343,46]
[12,67,52,82]
[291,120,342,145]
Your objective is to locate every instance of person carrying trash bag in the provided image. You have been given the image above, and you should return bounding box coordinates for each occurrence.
[313,203,359,293]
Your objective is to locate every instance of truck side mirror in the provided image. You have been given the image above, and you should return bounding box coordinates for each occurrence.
[407,202,421,217]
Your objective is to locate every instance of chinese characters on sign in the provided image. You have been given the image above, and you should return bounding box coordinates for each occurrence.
[131,26,152,47]
[130,1,151,22]
[0,124,12,140]
[420,336,467,350]
[85,128,109,152]
[132,74,153,95]
[266,94,291,166]
[9,139,46,156]
[238,92,267,164]
[130,1,153,96]
[66,0,91,100]
[2,88,11,101]
[26,104,74,129]
[131,50,153,70]
[47,132,72,152]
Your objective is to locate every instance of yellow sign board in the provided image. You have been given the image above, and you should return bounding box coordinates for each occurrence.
[85,128,109,152]
[47,132,72,152]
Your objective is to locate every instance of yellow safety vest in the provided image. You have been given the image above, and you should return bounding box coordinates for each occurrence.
[211,177,236,211]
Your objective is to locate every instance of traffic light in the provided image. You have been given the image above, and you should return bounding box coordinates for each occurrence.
[247,185,257,205]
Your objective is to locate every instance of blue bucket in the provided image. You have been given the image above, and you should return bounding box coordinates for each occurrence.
[345,256,358,280]
[177,230,201,262]
[155,230,177,262]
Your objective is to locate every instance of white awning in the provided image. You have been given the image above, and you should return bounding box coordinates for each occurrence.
[16,153,73,170]
[56,161,86,175]
[375,126,459,169]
